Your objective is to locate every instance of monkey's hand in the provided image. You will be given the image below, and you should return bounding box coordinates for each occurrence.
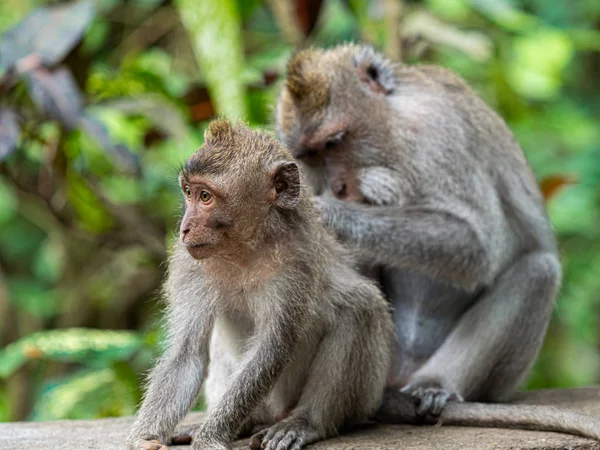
[249,418,321,450]
[130,439,170,450]
[312,196,344,236]
[401,380,464,417]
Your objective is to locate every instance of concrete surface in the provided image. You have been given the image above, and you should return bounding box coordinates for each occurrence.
[1,386,599,450]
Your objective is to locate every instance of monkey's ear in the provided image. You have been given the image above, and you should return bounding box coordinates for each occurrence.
[352,47,396,95]
[271,161,301,210]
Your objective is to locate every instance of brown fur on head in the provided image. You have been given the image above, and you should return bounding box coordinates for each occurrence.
[276,44,401,162]
[179,120,308,261]
[286,48,329,116]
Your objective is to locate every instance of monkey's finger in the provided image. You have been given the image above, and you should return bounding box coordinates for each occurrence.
[263,429,284,450]
[273,430,296,450]
[416,393,434,416]
[261,426,281,446]
[430,392,449,416]
[449,392,464,403]
[290,435,311,450]
[410,387,424,405]
[249,433,265,450]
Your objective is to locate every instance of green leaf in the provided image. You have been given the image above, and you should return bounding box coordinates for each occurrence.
[8,277,57,319]
[66,174,114,233]
[469,0,537,31]
[32,368,119,420]
[176,0,247,118]
[506,30,574,100]
[425,0,470,21]
[33,235,65,283]
[0,387,10,421]
[0,217,46,262]
[0,328,141,378]
[0,177,17,224]
[548,184,599,235]
[0,0,95,71]
[102,95,189,141]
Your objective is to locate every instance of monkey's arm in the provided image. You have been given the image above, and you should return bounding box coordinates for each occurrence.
[194,297,305,448]
[316,197,498,291]
[127,307,214,449]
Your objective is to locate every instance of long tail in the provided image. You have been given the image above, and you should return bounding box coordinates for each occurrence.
[376,388,600,441]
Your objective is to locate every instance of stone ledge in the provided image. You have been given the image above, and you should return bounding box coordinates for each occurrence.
[1,387,599,450]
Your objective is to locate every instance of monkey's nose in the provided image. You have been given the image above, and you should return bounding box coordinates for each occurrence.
[335,183,348,200]
[181,228,190,240]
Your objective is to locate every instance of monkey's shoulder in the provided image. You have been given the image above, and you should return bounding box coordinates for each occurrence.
[396,64,472,94]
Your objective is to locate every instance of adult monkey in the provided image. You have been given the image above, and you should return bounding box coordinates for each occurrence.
[275,44,562,419]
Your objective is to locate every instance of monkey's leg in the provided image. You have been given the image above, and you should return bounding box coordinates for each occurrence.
[403,251,560,416]
[251,310,389,450]
[194,316,304,450]
[127,349,208,449]
[127,309,214,450]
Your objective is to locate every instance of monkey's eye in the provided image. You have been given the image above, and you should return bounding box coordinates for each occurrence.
[184,186,191,197]
[200,190,212,203]
[299,149,318,159]
[324,131,345,150]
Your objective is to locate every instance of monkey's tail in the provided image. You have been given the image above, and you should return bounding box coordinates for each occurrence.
[376,388,600,441]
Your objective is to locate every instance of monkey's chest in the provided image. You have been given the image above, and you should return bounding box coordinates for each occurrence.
[206,312,320,418]
[381,267,475,359]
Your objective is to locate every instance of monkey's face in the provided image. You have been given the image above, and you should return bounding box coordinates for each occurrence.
[276,44,395,204]
[178,120,304,261]
[178,175,234,260]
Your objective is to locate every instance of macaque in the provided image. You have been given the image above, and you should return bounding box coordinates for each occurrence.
[126,117,600,449]
[274,44,599,437]
[126,119,394,450]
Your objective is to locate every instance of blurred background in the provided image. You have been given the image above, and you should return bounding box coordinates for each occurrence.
[0,0,599,422]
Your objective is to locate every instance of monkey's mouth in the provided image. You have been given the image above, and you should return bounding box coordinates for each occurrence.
[187,242,209,248]
[185,242,215,260]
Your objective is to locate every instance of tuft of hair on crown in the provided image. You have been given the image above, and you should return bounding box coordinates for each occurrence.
[285,48,329,115]
[204,118,237,147]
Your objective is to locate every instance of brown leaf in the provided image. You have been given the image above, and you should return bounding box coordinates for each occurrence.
[295,0,324,36]
[183,86,215,123]
[540,174,577,202]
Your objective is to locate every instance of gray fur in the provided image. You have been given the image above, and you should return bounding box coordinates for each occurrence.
[275,44,600,439]
[126,121,394,450]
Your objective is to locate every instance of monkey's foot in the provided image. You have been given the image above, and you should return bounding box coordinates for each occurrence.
[134,439,170,450]
[249,418,322,450]
[401,383,463,417]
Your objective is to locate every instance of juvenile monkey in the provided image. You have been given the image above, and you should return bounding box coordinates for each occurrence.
[126,119,394,450]
[275,44,595,431]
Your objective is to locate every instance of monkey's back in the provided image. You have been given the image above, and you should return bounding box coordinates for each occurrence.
[395,64,557,255]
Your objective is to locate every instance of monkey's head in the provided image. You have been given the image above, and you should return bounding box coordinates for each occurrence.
[276,44,399,202]
[179,119,306,260]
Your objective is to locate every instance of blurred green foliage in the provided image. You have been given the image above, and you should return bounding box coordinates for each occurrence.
[0,0,599,422]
